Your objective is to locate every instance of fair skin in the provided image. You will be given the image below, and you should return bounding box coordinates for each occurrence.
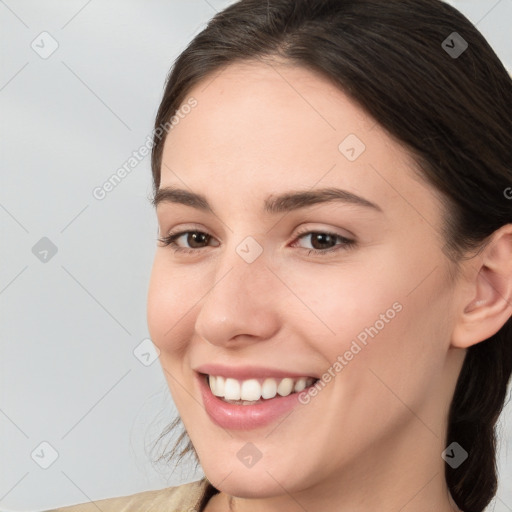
[147,60,512,512]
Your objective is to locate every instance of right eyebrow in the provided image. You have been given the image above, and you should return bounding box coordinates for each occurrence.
[152,187,212,212]
[152,186,383,214]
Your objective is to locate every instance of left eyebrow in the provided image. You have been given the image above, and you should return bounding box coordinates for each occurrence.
[152,186,382,214]
[264,187,382,214]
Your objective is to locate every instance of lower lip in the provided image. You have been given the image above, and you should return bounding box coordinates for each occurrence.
[197,373,311,430]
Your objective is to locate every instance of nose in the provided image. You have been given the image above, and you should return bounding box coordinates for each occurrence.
[194,241,281,348]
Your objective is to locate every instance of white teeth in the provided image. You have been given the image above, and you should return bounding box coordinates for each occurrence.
[207,375,316,401]
[224,378,241,400]
[261,378,277,399]
[209,375,216,395]
[212,375,224,397]
[277,377,294,396]
[294,377,306,392]
[240,379,261,401]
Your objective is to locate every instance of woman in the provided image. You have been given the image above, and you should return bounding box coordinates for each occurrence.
[49,0,512,511]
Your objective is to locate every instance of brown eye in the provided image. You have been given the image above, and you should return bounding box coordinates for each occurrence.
[308,233,339,250]
[157,230,219,253]
[185,231,210,248]
[293,230,355,256]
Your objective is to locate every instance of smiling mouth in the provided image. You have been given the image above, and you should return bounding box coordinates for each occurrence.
[202,373,319,405]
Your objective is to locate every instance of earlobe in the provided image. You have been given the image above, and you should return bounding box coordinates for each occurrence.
[451,226,512,349]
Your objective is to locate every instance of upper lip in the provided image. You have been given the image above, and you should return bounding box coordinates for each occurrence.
[194,363,318,380]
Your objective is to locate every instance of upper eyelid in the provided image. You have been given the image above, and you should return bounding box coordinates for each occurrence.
[162,225,351,236]
[163,227,353,246]
[159,219,355,238]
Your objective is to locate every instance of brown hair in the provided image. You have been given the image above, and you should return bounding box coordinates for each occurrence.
[149,1,512,510]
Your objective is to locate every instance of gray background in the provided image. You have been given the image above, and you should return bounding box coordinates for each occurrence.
[0,1,511,511]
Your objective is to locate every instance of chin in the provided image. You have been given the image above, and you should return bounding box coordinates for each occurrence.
[199,449,313,499]
[208,471,293,499]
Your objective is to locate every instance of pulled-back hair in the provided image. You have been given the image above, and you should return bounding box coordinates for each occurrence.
[149,2,512,510]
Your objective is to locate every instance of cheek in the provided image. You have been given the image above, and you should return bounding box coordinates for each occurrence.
[283,250,451,393]
[146,255,194,354]
[278,255,403,353]
[327,263,454,425]
[147,258,198,408]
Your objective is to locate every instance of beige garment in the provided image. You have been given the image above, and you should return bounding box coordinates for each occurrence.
[44,478,217,512]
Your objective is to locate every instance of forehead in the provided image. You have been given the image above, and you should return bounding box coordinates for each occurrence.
[164,59,376,157]
[164,60,409,161]
[159,60,436,224]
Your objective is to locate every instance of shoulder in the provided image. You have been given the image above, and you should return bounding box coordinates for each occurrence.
[44,478,212,512]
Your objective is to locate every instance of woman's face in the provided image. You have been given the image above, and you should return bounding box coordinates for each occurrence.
[147,61,465,502]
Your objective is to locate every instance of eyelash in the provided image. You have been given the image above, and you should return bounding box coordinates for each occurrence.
[157,227,356,257]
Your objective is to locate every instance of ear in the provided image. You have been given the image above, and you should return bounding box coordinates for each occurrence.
[451,224,512,349]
